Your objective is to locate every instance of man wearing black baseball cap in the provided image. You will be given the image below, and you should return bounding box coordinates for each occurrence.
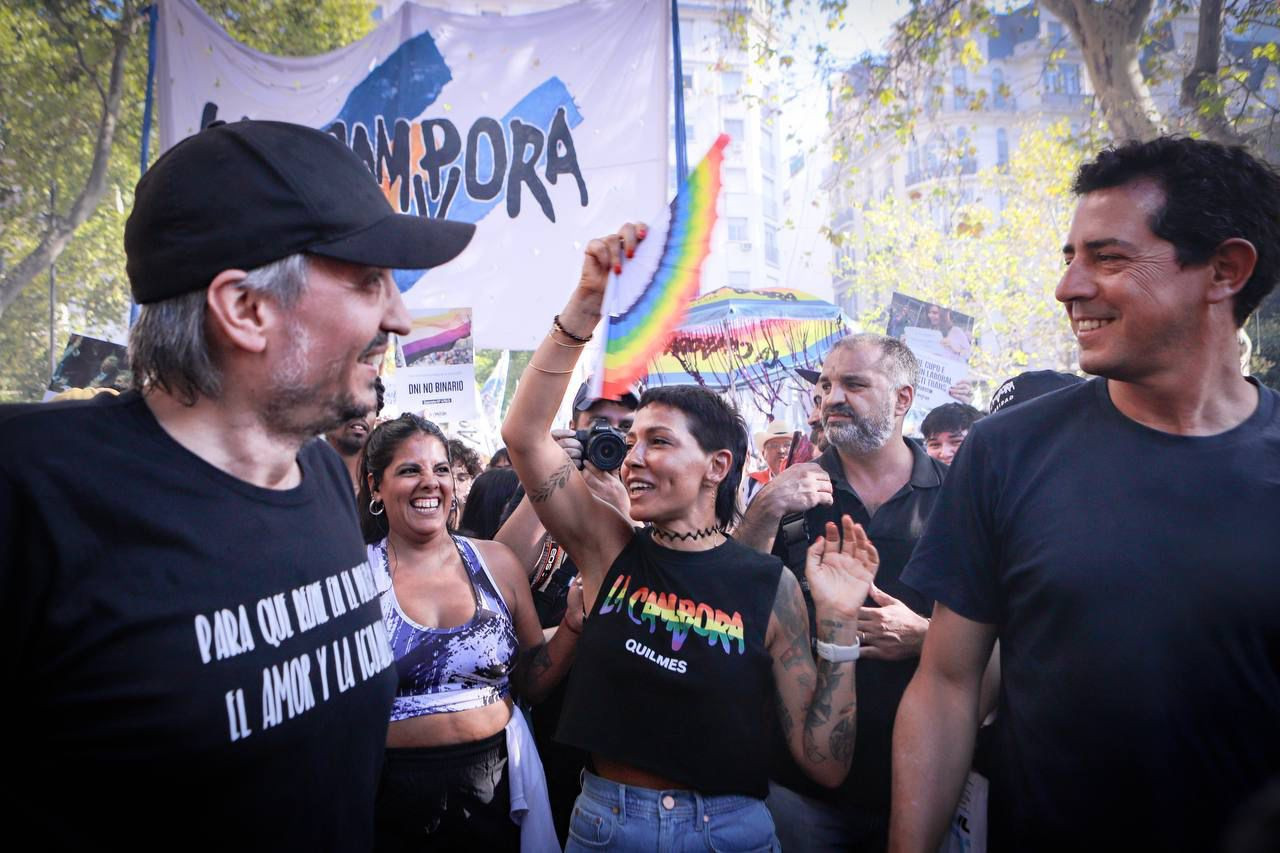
[0,120,474,848]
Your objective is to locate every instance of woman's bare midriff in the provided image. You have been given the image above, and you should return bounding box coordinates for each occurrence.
[385,696,512,748]
[593,755,692,791]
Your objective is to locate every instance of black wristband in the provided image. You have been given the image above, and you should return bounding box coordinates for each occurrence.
[553,314,593,343]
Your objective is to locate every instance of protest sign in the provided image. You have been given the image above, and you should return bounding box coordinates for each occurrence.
[156,0,668,350]
[886,293,976,434]
[393,308,477,422]
[46,334,130,400]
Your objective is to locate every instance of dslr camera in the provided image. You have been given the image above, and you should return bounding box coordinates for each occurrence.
[574,421,628,471]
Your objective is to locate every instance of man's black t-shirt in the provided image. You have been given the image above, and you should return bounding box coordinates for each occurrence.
[770,440,946,812]
[903,377,1280,852]
[0,393,397,849]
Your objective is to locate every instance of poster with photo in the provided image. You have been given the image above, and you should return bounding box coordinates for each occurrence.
[886,293,976,434]
[393,308,477,422]
[45,334,131,399]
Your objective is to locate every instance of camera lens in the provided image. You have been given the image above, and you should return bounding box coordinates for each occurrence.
[585,428,627,471]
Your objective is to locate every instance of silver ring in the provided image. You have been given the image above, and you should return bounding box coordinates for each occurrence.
[858,631,866,644]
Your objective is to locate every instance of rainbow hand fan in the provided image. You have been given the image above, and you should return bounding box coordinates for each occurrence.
[592,135,728,400]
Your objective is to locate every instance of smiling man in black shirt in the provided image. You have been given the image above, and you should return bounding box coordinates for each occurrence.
[891,137,1280,853]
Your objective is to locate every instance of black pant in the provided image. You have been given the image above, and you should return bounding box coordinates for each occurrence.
[375,731,520,852]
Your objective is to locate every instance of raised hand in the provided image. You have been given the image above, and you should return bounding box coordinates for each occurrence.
[576,222,648,299]
[805,515,879,622]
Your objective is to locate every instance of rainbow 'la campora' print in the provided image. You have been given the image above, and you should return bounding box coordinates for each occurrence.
[598,573,746,655]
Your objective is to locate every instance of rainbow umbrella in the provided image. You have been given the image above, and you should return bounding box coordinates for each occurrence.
[645,287,852,392]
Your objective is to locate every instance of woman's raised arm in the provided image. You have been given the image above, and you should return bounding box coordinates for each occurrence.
[501,223,644,608]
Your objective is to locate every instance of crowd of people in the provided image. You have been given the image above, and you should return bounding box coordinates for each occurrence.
[2,118,1278,853]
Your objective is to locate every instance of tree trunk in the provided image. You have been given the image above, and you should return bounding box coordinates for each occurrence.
[1039,0,1163,141]
[0,6,139,320]
[1180,0,1247,145]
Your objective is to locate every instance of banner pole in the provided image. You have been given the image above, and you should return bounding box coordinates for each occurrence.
[671,0,688,186]
[131,2,158,326]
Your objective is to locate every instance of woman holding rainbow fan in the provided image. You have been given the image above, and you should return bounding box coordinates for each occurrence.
[502,221,880,852]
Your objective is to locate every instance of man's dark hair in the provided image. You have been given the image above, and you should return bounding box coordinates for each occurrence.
[920,403,982,439]
[488,447,511,469]
[638,385,747,530]
[447,438,483,477]
[1072,136,1280,326]
[357,413,449,544]
[457,468,520,540]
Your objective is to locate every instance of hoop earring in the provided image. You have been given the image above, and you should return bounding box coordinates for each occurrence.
[369,499,384,516]
[451,497,459,512]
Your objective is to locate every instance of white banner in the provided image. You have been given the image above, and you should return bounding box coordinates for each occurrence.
[156,0,668,349]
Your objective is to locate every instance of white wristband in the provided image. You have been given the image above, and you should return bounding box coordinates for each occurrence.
[815,636,860,662]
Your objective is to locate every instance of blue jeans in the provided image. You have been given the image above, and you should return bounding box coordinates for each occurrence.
[565,770,781,852]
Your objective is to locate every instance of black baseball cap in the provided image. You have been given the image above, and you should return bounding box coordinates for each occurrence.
[125,120,475,304]
[988,370,1085,413]
[573,379,641,412]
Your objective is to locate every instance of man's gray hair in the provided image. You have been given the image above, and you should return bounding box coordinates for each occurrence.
[128,253,310,405]
[829,332,919,390]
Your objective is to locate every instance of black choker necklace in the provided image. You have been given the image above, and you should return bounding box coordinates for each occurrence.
[650,524,725,543]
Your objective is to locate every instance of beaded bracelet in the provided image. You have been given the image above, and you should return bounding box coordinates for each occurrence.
[552,314,593,343]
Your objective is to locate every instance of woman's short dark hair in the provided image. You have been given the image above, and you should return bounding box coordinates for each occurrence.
[638,385,748,529]
[488,447,511,469]
[356,413,449,544]
[447,438,483,477]
[457,468,520,540]
[1072,136,1280,326]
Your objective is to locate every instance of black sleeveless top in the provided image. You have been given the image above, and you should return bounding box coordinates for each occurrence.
[556,528,783,798]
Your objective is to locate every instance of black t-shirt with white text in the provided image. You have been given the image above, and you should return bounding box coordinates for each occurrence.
[903,378,1280,852]
[0,392,397,849]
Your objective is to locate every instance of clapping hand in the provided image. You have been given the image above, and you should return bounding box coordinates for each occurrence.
[805,515,879,622]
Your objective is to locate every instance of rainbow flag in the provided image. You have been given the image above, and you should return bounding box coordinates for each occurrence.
[400,308,472,364]
[596,135,728,399]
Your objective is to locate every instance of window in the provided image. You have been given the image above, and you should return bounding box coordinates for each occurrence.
[728,217,750,242]
[725,119,745,147]
[1062,63,1081,94]
[724,167,747,193]
[728,271,751,288]
[992,68,1006,108]
[721,71,743,98]
[682,73,694,93]
[764,224,779,266]
[952,67,968,110]
[997,128,1009,167]
[1046,62,1081,95]
[679,18,694,51]
[760,125,775,173]
[1047,21,1063,45]
[762,175,777,222]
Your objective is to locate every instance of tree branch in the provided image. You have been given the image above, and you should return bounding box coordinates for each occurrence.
[0,2,139,319]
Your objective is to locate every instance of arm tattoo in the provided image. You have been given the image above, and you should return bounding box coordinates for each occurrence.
[529,460,575,504]
[772,573,811,671]
[513,643,554,697]
[830,712,856,764]
[804,664,843,763]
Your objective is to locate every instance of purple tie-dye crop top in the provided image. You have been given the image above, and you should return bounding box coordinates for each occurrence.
[370,536,518,721]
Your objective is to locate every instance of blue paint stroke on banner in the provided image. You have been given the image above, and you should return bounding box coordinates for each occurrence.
[332,30,452,132]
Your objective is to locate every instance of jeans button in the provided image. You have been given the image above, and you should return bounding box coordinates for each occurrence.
[661,795,676,810]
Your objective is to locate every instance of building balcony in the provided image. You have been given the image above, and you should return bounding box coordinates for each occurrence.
[1040,92,1093,110]
[905,157,978,187]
